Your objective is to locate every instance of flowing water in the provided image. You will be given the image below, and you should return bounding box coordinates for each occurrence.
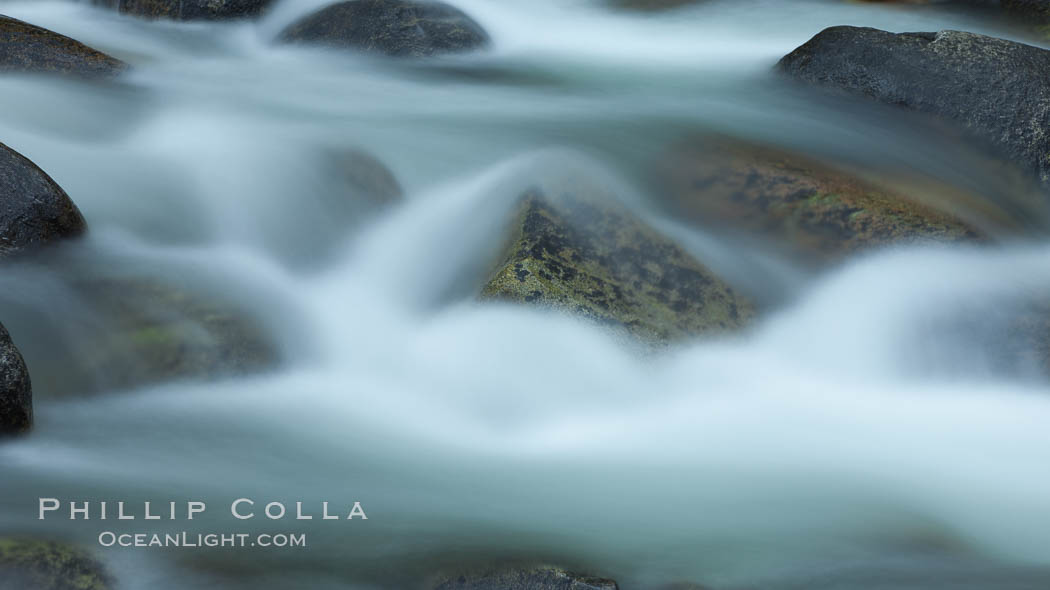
[1,0,1050,588]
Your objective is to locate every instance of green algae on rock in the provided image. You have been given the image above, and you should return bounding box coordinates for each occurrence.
[432,566,619,590]
[0,538,112,590]
[0,322,31,437]
[654,140,983,262]
[481,188,753,343]
[279,0,490,58]
[0,16,126,78]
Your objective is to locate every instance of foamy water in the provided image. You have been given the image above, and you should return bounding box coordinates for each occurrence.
[1,1,1049,588]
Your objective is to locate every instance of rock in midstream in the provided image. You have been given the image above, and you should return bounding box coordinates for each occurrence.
[0,141,87,257]
[652,138,985,263]
[0,15,126,77]
[279,0,490,58]
[96,0,275,21]
[480,186,754,343]
[65,276,280,395]
[778,26,1050,189]
[431,566,619,590]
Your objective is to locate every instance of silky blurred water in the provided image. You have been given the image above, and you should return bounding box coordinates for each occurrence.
[0,1,1049,588]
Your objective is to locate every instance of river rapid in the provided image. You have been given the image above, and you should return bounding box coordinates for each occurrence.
[1,1,1049,588]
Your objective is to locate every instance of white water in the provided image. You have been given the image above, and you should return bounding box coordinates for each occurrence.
[1,1,1050,588]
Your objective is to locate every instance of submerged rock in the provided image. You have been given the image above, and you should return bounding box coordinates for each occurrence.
[653,139,983,262]
[0,142,87,257]
[331,148,404,209]
[103,0,275,20]
[0,538,111,590]
[778,27,1050,188]
[66,277,278,394]
[0,16,126,78]
[606,0,702,10]
[432,567,619,590]
[481,188,753,343]
[948,296,1050,379]
[0,323,31,437]
[279,0,490,58]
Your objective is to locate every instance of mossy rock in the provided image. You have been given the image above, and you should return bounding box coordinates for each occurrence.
[64,276,278,394]
[653,139,984,263]
[431,566,619,590]
[0,538,112,590]
[279,0,490,58]
[481,188,753,343]
[0,16,126,78]
[0,321,31,437]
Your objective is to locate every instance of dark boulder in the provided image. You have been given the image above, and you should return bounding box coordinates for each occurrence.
[279,0,490,58]
[102,0,275,20]
[653,138,984,262]
[0,142,87,257]
[0,322,31,437]
[432,567,619,590]
[481,188,753,343]
[0,539,112,590]
[777,27,1050,188]
[1003,0,1050,23]
[0,15,126,77]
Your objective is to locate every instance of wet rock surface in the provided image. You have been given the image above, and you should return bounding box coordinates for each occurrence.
[105,0,275,21]
[432,567,619,590]
[481,187,753,343]
[0,142,87,257]
[607,0,703,10]
[0,15,126,78]
[1003,0,1050,23]
[0,322,31,437]
[778,27,1050,188]
[653,139,983,262]
[0,538,111,590]
[64,276,279,394]
[330,148,404,209]
[279,0,490,58]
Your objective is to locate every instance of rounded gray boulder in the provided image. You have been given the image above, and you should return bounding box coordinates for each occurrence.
[279,0,490,58]
[0,142,87,257]
[778,27,1050,189]
[0,15,126,78]
[99,0,275,20]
